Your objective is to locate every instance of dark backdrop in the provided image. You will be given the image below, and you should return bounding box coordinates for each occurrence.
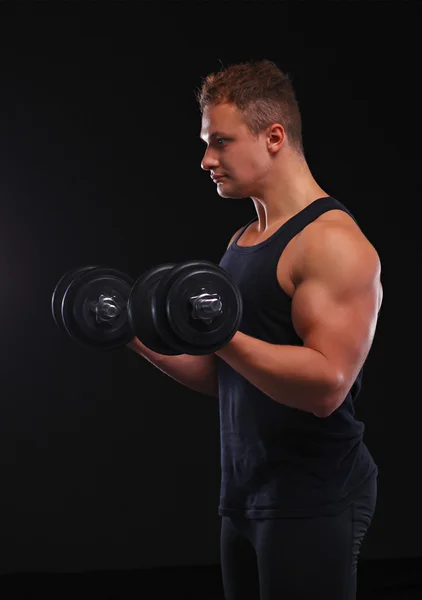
[0,1,419,578]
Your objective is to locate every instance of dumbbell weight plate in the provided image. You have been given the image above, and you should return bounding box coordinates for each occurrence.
[127,263,180,355]
[52,265,99,333]
[60,266,135,351]
[152,260,243,355]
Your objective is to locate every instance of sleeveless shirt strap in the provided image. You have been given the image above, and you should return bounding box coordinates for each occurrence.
[231,217,258,246]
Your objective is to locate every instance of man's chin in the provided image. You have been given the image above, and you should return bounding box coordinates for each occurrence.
[217,184,243,199]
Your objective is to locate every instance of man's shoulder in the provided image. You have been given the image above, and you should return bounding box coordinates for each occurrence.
[302,209,373,251]
[296,210,381,281]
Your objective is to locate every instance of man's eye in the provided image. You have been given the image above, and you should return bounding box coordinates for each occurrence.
[217,138,226,145]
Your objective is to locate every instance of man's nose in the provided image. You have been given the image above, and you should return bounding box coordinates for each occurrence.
[201,148,219,171]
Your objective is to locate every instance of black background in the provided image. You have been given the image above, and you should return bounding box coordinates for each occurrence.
[0,0,419,583]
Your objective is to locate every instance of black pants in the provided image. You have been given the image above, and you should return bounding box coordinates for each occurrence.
[220,476,377,600]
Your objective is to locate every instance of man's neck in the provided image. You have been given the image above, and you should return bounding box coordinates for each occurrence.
[251,187,328,232]
[250,155,329,231]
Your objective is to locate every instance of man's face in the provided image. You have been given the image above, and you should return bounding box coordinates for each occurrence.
[200,103,270,198]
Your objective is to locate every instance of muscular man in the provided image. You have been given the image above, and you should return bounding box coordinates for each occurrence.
[128,59,383,600]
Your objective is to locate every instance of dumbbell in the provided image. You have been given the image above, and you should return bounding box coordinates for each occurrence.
[51,261,243,355]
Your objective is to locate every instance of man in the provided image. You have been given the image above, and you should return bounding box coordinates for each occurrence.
[129,59,383,600]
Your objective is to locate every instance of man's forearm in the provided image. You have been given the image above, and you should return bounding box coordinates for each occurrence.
[127,337,219,397]
[215,331,341,416]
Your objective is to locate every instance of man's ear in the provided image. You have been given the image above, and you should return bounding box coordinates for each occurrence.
[267,123,285,154]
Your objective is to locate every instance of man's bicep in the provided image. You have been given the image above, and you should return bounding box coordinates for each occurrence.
[290,240,381,390]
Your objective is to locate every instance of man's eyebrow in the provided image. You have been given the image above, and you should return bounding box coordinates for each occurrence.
[199,131,229,142]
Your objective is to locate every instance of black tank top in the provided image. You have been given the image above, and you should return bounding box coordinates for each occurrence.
[217,196,378,518]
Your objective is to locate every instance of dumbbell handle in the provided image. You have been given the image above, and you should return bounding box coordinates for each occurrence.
[91,294,124,324]
[190,291,223,324]
[91,290,223,326]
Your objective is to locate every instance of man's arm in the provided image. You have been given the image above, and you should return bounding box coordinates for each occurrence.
[125,226,245,398]
[215,223,383,417]
[127,337,219,397]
